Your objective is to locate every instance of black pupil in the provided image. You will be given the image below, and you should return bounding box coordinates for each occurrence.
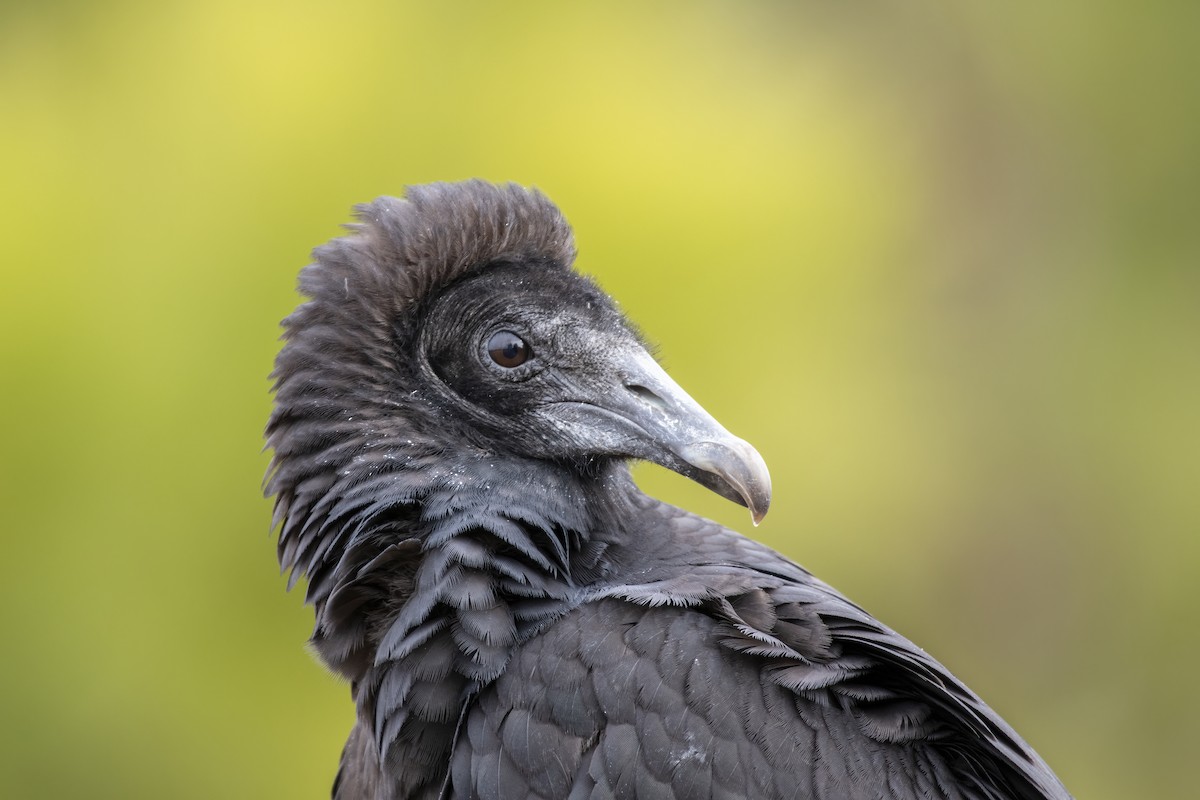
[487,331,529,368]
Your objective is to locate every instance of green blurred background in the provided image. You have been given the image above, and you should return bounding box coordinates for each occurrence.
[2,1,1196,797]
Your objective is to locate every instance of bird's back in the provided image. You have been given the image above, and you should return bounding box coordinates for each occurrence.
[333,496,1069,800]
[449,497,1068,800]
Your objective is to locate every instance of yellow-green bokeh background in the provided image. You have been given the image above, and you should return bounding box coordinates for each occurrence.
[2,2,1196,797]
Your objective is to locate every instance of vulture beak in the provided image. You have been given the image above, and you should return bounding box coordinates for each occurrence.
[574,346,772,525]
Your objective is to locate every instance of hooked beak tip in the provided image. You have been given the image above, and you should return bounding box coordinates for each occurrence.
[680,438,772,525]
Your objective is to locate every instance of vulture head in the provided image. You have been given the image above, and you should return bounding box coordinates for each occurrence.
[267,182,768,590]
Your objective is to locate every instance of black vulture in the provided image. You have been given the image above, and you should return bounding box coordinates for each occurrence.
[266,180,1072,800]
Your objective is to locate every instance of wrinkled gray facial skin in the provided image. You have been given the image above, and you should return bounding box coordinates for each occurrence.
[417,262,770,524]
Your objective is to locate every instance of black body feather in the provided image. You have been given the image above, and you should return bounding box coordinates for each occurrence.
[266,180,1071,800]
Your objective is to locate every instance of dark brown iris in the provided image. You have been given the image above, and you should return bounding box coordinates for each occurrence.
[487,330,530,368]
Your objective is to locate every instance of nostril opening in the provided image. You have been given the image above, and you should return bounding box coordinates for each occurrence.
[627,383,668,413]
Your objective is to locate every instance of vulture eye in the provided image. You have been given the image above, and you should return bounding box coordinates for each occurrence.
[486,330,530,368]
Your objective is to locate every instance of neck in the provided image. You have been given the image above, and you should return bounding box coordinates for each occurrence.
[286,449,636,795]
